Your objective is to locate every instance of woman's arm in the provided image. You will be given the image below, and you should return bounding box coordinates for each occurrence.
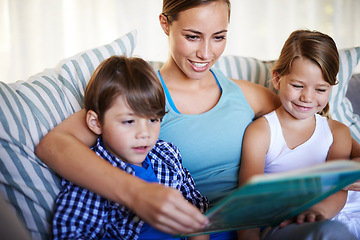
[35,110,208,234]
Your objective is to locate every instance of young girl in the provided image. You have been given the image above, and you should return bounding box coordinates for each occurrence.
[52,55,209,240]
[238,30,358,239]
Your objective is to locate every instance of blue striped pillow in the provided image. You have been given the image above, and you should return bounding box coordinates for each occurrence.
[329,47,360,142]
[0,30,136,240]
[214,47,360,143]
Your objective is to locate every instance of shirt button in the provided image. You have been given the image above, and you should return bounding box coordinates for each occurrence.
[133,216,140,222]
[99,227,105,236]
[125,166,132,173]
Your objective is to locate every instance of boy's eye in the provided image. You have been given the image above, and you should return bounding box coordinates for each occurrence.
[149,118,160,123]
[122,120,134,124]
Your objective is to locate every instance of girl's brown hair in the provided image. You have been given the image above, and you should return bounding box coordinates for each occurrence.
[162,0,231,24]
[272,30,339,118]
[84,56,166,124]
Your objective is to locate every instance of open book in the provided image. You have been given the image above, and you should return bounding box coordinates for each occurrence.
[179,160,360,237]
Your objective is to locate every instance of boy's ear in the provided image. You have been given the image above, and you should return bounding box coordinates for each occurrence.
[159,13,169,36]
[272,71,281,90]
[86,110,102,135]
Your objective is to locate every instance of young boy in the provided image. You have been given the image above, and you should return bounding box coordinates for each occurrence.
[52,56,209,240]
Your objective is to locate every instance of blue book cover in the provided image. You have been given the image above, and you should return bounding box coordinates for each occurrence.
[179,160,360,237]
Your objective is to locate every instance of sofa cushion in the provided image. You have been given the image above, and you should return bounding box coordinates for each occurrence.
[214,47,360,143]
[0,30,136,240]
[347,74,360,116]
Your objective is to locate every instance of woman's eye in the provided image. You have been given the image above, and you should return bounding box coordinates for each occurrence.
[214,35,226,41]
[185,35,199,41]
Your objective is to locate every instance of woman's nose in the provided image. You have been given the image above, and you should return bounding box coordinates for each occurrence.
[197,41,210,59]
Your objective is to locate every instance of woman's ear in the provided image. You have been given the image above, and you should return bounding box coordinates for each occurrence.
[272,71,281,90]
[86,110,102,135]
[159,14,169,36]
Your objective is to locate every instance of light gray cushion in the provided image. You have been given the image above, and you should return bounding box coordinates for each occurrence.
[346,74,360,116]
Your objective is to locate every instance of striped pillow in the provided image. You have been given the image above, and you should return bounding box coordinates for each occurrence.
[0,30,136,240]
[214,47,360,143]
[330,47,360,143]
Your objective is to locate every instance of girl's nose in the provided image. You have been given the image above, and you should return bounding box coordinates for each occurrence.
[300,88,313,102]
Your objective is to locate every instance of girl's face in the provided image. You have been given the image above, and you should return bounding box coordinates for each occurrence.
[273,57,332,120]
[98,96,161,166]
[162,1,229,80]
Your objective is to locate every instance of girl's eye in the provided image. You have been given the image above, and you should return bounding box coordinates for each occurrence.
[316,89,327,93]
[291,84,303,89]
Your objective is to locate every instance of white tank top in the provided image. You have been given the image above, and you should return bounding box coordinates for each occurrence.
[264,111,333,173]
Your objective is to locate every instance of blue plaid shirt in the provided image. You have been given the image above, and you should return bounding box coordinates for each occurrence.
[52,138,209,240]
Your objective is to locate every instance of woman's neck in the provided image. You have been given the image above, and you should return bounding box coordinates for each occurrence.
[159,60,221,114]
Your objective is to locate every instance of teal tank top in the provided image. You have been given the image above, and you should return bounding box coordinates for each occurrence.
[158,68,254,205]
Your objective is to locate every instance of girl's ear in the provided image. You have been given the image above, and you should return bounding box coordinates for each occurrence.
[86,110,102,135]
[159,14,169,36]
[272,71,281,90]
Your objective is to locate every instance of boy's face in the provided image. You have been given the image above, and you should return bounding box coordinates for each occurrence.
[97,95,161,166]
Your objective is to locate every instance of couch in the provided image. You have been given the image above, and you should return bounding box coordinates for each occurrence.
[1,30,360,239]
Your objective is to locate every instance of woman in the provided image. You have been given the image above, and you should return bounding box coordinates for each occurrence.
[35,0,359,239]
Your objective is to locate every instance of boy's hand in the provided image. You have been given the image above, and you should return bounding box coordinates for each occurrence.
[129,182,209,234]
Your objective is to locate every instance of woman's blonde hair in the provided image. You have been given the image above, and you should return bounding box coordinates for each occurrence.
[272,30,339,118]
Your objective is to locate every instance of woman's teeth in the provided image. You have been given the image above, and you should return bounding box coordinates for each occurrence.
[193,62,208,68]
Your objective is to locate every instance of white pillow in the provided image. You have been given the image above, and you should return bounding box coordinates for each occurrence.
[214,46,360,143]
[0,30,137,240]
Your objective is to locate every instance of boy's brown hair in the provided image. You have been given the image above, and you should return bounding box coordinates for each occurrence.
[84,55,166,124]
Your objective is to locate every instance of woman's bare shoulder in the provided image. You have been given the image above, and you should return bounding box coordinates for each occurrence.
[230,78,280,119]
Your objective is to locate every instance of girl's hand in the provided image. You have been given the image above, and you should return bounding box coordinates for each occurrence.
[279,209,326,228]
[344,157,360,191]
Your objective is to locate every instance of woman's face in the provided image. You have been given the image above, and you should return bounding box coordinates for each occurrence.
[164,1,229,80]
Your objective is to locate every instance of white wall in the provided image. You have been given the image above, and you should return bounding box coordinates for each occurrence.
[1,0,359,83]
